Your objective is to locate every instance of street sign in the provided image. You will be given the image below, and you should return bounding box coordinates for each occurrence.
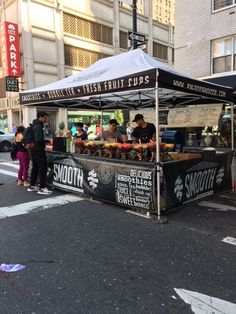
[5,76,19,92]
[128,31,145,43]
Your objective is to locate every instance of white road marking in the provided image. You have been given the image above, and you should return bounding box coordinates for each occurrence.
[222,236,236,246]
[0,169,17,178]
[219,194,236,200]
[175,288,236,314]
[126,210,150,219]
[198,201,236,212]
[0,194,83,219]
[0,162,19,169]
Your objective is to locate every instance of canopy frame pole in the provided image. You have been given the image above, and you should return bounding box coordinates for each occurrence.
[101,110,103,137]
[231,102,235,191]
[231,102,234,151]
[155,70,167,224]
[99,98,104,138]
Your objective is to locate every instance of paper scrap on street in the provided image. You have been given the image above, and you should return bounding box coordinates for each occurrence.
[0,264,26,272]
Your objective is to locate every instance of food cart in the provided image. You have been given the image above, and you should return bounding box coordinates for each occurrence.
[19,49,235,222]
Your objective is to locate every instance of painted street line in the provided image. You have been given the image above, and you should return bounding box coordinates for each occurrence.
[126,210,151,219]
[175,288,236,314]
[0,162,19,170]
[0,194,83,219]
[198,201,236,212]
[222,236,236,246]
[0,169,17,178]
[219,194,236,200]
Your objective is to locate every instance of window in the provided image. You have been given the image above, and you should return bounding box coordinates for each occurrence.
[212,36,236,74]
[119,0,144,14]
[63,13,113,45]
[64,45,110,69]
[153,42,168,61]
[213,0,235,11]
[234,38,236,70]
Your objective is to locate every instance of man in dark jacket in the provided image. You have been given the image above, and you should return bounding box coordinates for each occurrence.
[27,111,52,195]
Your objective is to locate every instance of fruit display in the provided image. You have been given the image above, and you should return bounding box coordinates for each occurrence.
[74,140,174,162]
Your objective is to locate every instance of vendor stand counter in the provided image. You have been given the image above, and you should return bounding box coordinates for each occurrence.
[46,150,157,212]
[45,146,233,212]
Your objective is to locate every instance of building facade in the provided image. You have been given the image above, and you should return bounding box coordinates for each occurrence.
[0,0,174,132]
[175,0,236,84]
[153,0,175,26]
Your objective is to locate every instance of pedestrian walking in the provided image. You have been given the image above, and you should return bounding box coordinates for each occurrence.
[12,123,17,133]
[27,111,52,195]
[15,126,30,186]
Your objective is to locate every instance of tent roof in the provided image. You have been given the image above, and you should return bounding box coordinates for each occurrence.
[19,49,234,109]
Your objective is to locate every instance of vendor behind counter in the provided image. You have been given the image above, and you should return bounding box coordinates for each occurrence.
[73,122,88,140]
[132,114,156,143]
[102,119,124,143]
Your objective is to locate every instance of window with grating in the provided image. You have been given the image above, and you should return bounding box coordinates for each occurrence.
[213,0,234,11]
[120,31,128,50]
[64,45,110,68]
[63,13,113,45]
[153,42,168,61]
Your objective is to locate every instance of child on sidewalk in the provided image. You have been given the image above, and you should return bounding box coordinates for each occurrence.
[15,126,30,187]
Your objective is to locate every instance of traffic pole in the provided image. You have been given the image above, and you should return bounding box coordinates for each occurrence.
[132,0,137,49]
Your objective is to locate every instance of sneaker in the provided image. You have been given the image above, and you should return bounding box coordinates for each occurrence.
[27,186,38,192]
[37,187,52,195]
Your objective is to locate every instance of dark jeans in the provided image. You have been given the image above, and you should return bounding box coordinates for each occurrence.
[30,150,48,189]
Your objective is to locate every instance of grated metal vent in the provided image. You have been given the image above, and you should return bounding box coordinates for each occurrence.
[63,13,113,45]
[64,45,110,68]
[119,31,128,50]
[153,42,168,61]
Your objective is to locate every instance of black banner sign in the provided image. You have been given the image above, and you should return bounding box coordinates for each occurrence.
[159,69,233,101]
[20,69,157,105]
[46,152,156,211]
[163,152,233,208]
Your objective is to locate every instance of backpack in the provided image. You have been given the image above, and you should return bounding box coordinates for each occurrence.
[11,143,18,161]
[23,124,35,149]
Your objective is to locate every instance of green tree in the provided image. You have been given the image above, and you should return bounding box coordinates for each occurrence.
[114,110,124,125]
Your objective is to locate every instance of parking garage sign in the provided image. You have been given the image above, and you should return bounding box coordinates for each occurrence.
[0,22,21,77]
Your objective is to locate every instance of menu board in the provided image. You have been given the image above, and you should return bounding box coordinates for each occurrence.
[167,104,223,127]
[115,167,154,211]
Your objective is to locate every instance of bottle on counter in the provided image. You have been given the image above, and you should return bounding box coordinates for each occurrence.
[70,139,75,153]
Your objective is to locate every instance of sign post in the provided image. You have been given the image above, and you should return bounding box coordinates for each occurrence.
[132,0,137,49]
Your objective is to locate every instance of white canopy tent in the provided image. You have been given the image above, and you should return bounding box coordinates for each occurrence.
[20,49,233,108]
[20,49,234,222]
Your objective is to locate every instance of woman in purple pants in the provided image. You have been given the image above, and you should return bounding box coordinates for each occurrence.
[15,126,30,186]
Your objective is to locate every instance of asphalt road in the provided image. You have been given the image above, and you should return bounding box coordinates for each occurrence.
[0,152,235,314]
